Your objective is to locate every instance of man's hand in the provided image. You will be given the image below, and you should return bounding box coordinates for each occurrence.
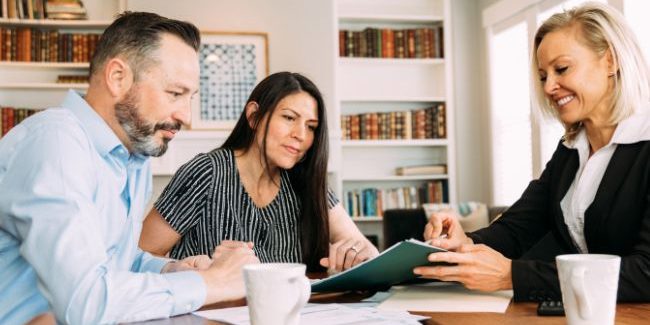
[162,255,212,273]
[413,243,513,291]
[199,240,260,304]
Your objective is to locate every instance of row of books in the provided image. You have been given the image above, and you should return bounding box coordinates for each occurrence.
[339,27,443,59]
[57,74,87,83]
[0,27,100,62]
[345,180,448,218]
[1,106,41,136]
[1,0,88,20]
[341,104,446,140]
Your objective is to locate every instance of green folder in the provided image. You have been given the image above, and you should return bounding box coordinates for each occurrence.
[311,239,447,292]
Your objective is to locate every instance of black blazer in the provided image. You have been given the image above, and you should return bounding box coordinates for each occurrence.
[469,140,650,302]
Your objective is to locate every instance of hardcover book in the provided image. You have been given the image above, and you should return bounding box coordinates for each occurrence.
[311,239,446,292]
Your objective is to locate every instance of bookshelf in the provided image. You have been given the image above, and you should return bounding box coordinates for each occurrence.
[0,0,125,135]
[333,0,456,249]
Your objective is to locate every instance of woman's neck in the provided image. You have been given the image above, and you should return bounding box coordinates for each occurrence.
[234,147,280,187]
[583,121,617,155]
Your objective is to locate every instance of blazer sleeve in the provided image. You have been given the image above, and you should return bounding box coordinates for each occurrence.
[617,190,650,301]
[468,143,563,258]
[467,142,569,302]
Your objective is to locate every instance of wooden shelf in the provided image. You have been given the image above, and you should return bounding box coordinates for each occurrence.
[339,14,443,24]
[343,175,448,181]
[0,83,88,89]
[340,96,445,102]
[339,57,444,65]
[0,62,89,69]
[0,18,111,28]
[351,216,383,222]
[341,139,448,147]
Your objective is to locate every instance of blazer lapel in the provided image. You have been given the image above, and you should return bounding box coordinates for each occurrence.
[585,143,641,242]
[554,148,580,252]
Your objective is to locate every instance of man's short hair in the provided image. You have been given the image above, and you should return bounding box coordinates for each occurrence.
[89,11,200,80]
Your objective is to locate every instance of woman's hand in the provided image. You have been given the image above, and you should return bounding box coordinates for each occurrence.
[423,210,472,250]
[319,237,379,273]
[413,244,513,291]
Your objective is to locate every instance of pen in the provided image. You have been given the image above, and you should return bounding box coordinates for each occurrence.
[425,233,448,245]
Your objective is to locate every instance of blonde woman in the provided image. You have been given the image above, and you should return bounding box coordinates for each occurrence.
[417,2,650,302]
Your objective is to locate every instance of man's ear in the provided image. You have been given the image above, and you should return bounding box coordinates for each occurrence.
[103,57,134,98]
[245,101,259,129]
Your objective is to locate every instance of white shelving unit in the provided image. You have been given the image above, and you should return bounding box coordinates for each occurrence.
[333,0,456,249]
[0,0,125,110]
[0,1,226,178]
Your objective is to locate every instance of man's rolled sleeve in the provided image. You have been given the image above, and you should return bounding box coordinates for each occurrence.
[162,271,206,315]
[134,251,173,273]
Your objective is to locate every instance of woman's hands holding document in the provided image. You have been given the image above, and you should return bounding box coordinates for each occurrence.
[319,237,379,274]
[423,209,473,250]
[418,211,513,291]
[414,244,513,291]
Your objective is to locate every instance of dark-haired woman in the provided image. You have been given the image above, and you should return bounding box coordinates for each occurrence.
[140,72,378,272]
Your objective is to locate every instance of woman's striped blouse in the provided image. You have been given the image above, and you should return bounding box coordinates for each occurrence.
[154,147,338,263]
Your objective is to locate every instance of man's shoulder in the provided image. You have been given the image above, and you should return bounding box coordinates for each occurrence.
[19,108,87,138]
[0,108,93,159]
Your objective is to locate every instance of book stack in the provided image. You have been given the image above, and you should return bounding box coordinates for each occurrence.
[1,106,42,137]
[56,74,88,83]
[344,180,448,218]
[339,26,443,59]
[0,27,101,62]
[341,103,446,140]
[395,164,447,176]
[2,0,46,19]
[45,0,87,20]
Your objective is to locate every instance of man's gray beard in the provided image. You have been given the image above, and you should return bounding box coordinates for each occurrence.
[114,90,170,157]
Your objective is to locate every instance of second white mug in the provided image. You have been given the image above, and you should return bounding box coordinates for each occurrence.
[243,263,311,325]
[556,254,620,325]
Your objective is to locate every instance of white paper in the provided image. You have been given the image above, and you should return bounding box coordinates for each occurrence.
[378,282,513,313]
[193,303,428,325]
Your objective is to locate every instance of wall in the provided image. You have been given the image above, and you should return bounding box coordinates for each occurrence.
[126,0,336,123]
[450,0,489,203]
[127,0,493,205]
[126,0,338,205]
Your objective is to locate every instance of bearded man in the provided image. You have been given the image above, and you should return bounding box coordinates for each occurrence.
[0,12,258,325]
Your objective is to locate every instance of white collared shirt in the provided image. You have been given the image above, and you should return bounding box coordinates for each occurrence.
[560,109,650,253]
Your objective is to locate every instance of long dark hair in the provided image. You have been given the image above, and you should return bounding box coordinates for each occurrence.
[221,72,329,271]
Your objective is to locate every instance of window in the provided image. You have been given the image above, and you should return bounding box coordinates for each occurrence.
[623,0,650,65]
[484,0,607,206]
[488,21,533,206]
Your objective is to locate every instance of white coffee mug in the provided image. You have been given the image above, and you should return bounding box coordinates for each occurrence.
[556,254,620,325]
[243,263,311,325]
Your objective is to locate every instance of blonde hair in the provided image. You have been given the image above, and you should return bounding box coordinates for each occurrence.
[531,1,650,141]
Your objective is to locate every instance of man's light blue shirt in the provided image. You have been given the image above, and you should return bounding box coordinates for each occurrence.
[0,91,206,324]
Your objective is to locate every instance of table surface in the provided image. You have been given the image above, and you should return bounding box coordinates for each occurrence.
[132,291,650,325]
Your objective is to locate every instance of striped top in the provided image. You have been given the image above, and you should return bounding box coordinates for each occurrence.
[155,147,338,263]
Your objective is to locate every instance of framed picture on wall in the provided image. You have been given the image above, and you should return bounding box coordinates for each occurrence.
[191,31,269,130]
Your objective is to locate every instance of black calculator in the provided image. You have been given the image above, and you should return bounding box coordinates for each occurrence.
[537,300,565,316]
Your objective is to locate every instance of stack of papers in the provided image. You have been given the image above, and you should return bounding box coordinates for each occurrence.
[378,282,513,313]
[193,303,428,325]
